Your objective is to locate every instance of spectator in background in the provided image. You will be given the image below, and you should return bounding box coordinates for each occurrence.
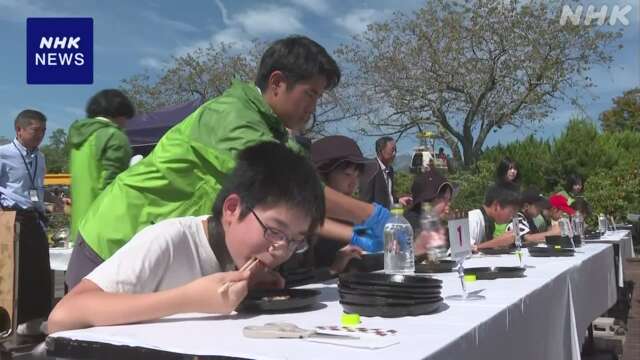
[68,89,135,244]
[559,174,592,216]
[0,109,52,335]
[493,156,521,238]
[359,136,411,209]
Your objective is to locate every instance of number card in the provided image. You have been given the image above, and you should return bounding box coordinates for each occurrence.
[448,218,471,261]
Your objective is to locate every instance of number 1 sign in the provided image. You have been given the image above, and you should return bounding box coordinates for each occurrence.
[448,218,471,261]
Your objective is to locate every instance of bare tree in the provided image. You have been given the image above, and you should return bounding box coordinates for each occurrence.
[336,0,621,166]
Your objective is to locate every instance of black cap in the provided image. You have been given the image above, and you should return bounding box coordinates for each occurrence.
[311,136,370,173]
[522,188,550,209]
[411,169,452,205]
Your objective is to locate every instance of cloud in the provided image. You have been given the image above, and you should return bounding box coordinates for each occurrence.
[143,10,198,33]
[139,57,165,70]
[289,0,330,14]
[214,0,232,25]
[0,0,64,21]
[232,5,303,36]
[335,8,387,34]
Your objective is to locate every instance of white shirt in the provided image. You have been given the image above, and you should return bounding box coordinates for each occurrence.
[86,216,221,294]
[468,209,485,246]
[377,157,394,206]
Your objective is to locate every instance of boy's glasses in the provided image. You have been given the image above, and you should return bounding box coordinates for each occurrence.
[251,209,308,253]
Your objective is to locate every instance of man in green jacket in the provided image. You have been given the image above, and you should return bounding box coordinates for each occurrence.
[65,36,389,289]
[68,89,135,243]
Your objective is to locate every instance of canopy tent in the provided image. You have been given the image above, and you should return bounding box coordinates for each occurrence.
[125,99,203,156]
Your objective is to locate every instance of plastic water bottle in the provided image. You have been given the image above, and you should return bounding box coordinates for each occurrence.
[598,213,608,235]
[384,204,415,274]
[573,211,584,245]
[420,203,446,261]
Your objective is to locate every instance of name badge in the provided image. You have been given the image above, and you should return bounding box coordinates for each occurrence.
[29,189,39,202]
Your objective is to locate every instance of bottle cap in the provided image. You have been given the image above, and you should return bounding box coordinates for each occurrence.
[341,313,361,326]
[463,274,477,282]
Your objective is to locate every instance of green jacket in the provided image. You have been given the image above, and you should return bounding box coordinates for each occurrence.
[79,81,294,260]
[68,117,132,243]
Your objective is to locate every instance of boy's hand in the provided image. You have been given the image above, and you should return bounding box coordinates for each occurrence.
[350,226,383,252]
[185,270,250,314]
[330,245,363,275]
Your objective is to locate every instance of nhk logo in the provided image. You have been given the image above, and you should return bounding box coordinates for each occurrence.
[27,18,93,84]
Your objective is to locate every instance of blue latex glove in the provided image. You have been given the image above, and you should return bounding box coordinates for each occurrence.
[350,225,383,252]
[360,203,391,241]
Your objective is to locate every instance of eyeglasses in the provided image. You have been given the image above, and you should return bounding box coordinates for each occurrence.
[251,209,308,253]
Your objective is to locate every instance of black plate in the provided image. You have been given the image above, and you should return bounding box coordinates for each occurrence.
[528,247,575,257]
[339,291,442,306]
[340,300,443,317]
[415,260,457,273]
[464,266,526,280]
[237,288,320,312]
[347,252,384,272]
[339,272,442,289]
[339,283,441,299]
[545,236,577,248]
[339,282,441,296]
[479,248,514,255]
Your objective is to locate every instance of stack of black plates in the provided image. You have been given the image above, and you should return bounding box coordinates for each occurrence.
[281,267,315,287]
[479,248,514,255]
[338,273,443,317]
[529,246,575,257]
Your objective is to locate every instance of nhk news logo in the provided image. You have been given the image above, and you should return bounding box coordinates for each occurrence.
[26,18,93,84]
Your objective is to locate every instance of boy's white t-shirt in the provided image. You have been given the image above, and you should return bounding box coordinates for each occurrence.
[86,216,222,294]
[468,209,485,246]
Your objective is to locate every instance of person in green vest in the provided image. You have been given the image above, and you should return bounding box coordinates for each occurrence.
[65,35,389,289]
[67,89,135,244]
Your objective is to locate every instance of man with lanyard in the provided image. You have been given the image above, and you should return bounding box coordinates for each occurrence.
[359,136,411,209]
[0,109,52,335]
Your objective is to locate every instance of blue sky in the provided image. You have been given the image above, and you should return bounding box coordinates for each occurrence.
[0,0,638,157]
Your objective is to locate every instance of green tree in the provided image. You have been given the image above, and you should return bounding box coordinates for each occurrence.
[120,41,349,137]
[336,0,621,167]
[41,128,70,173]
[600,88,640,133]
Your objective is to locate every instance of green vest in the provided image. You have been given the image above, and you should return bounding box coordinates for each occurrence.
[79,81,290,259]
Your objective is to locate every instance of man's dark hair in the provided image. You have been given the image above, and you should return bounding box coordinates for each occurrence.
[212,142,325,233]
[375,136,394,155]
[483,184,521,208]
[86,89,135,119]
[495,156,521,184]
[255,36,341,92]
[15,109,46,128]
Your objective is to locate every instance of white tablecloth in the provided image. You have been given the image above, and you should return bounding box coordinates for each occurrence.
[584,230,635,287]
[49,247,73,271]
[49,243,616,360]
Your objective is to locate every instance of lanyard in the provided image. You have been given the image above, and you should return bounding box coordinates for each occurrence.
[12,141,38,189]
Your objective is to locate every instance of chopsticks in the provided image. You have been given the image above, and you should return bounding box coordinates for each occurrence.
[218,257,261,294]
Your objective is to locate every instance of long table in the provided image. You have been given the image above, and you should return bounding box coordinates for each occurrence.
[48,243,616,360]
[583,230,635,287]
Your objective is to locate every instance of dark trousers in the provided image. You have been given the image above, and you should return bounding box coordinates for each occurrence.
[64,234,104,290]
[15,210,52,323]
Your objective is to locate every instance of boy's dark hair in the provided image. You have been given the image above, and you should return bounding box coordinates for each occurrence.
[212,142,325,233]
[15,109,46,129]
[375,136,394,155]
[255,36,341,92]
[318,161,365,181]
[495,156,520,183]
[483,184,521,208]
[86,89,135,119]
